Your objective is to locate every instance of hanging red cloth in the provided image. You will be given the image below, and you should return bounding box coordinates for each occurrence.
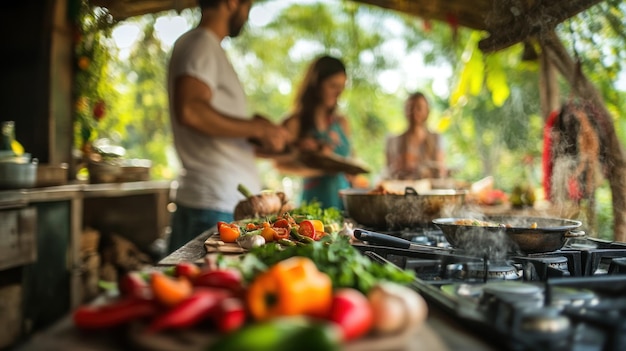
[542,110,559,202]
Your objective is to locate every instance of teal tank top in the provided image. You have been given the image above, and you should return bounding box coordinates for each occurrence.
[302,116,351,209]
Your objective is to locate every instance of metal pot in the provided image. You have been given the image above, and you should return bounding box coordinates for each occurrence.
[0,159,38,189]
[339,187,467,229]
[432,216,582,254]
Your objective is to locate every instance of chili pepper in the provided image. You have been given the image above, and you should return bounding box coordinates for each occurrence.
[327,288,373,341]
[73,297,158,329]
[211,297,247,333]
[209,317,341,351]
[150,271,193,307]
[119,271,153,300]
[194,268,243,293]
[247,257,332,321]
[174,261,201,282]
[147,288,229,333]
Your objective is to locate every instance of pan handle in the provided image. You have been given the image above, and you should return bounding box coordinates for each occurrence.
[353,229,411,249]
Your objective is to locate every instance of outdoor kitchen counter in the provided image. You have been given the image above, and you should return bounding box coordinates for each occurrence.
[156,230,498,351]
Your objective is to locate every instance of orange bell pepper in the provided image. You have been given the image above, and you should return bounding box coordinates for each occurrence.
[218,222,241,243]
[261,223,276,242]
[247,257,332,321]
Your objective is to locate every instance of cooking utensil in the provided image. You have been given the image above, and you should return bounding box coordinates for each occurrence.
[432,216,582,254]
[353,228,437,251]
[340,187,467,229]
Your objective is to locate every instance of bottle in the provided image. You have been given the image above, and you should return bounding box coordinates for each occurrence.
[1,121,15,152]
[1,121,24,156]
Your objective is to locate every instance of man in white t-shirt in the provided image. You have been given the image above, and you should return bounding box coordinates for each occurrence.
[166,0,289,253]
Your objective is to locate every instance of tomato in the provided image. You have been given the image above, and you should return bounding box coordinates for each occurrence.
[273,218,290,228]
[246,223,258,230]
[298,220,316,239]
[219,223,241,243]
[327,288,373,341]
[309,219,325,232]
[272,227,290,241]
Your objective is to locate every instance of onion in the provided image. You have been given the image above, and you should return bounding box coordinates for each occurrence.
[367,282,428,335]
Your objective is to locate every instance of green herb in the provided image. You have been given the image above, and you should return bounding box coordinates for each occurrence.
[290,200,344,231]
[220,233,414,294]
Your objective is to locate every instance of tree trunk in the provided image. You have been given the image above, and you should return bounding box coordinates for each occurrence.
[539,31,626,242]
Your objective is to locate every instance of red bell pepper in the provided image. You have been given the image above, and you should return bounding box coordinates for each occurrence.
[73,297,159,329]
[327,288,373,341]
[147,288,229,333]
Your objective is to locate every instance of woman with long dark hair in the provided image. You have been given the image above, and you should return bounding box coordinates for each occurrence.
[282,55,351,209]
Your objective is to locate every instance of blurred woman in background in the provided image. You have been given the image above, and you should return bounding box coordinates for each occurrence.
[385,92,446,180]
[281,55,352,209]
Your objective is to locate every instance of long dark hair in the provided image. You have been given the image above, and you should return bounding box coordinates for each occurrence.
[294,55,346,138]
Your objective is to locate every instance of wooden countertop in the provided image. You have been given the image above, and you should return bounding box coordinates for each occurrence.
[0,180,172,208]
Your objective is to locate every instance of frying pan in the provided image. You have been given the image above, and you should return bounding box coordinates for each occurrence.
[432,216,583,254]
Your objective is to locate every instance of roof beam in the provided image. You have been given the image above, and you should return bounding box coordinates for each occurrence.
[478,0,603,53]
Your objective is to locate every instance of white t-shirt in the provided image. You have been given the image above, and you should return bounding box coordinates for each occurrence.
[167,28,261,212]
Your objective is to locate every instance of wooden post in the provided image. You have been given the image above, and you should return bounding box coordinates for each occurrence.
[538,40,560,120]
[539,31,626,242]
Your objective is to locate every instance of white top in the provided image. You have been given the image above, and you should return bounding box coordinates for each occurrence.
[167,28,261,212]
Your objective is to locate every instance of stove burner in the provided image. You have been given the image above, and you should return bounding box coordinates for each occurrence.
[447,261,521,281]
[540,256,569,271]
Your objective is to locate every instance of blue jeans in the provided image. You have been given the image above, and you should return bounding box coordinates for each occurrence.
[167,204,233,254]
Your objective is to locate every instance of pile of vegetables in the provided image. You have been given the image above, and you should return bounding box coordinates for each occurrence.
[72,214,428,349]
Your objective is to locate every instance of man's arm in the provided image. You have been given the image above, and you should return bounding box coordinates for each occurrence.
[173,75,288,152]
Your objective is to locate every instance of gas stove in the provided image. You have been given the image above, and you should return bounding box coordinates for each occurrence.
[354,228,626,351]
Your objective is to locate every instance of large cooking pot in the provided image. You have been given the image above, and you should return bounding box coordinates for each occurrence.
[432,216,583,254]
[340,187,467,229]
